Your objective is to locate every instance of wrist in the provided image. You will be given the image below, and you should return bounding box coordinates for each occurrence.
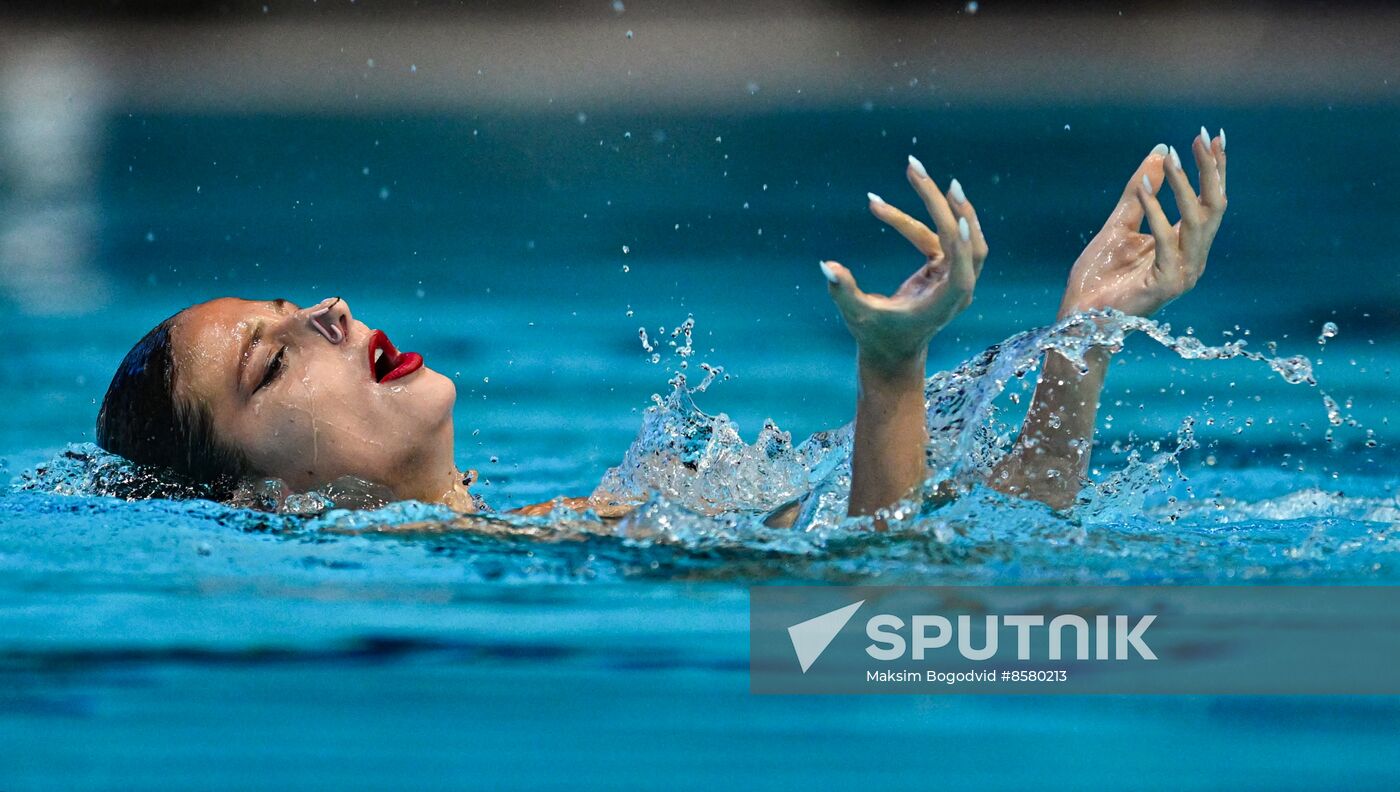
[1043,346,1111,383]
[1056,296,1097,322]
[858,348,927,388]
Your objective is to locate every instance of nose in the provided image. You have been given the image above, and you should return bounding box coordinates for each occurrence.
[300,297,353,345]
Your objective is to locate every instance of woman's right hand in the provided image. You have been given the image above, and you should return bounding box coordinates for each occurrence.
[820,155,988,371]
[1058,129,1227,321]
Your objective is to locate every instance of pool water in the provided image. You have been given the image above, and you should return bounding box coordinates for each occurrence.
[2,105,1398,788]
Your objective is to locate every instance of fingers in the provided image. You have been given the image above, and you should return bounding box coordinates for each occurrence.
[949,216,976,297]
[1110,146,1167,231]
[1136,174,1179,274]
[1190,128,1228,284]
[1193,127,1224,212]
[945,178,989,276]
[906,155,960,244]
[818,260,869,315]
[907,155,975,294]
[1162,145,1205,229]
[867,193,941,259]
[1214,129,1227,196]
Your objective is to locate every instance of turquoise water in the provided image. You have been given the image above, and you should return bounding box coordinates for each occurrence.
[3,106,1398,788]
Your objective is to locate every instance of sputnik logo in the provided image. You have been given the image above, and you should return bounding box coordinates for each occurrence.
[787,600,865,673]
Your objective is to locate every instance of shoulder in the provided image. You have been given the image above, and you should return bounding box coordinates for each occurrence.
[510,496,634,520]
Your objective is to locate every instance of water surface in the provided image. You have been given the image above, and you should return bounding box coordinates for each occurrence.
[2,105,1397,789]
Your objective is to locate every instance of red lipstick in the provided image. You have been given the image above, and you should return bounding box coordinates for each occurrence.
[368,329,424,384]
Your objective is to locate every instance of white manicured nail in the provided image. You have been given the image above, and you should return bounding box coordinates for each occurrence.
[1199,126,1210,148]
[1150,143,1168,157]
[819,261,839,284]
[1219,128,1226,151]
[1169,146,1181,169]
[957,217,970,242]
[1142,174,1152,192]
[867,192,884,205]
[949,178,966,204]
[907,154,928,178]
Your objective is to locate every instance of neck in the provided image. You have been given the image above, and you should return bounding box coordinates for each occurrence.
[384,416,479,512]
[393,464,477,513]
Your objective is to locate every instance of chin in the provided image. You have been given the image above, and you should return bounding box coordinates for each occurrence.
[416,367,457,423]
[377,369,457,474]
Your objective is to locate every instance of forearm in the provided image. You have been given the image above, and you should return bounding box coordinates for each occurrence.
[985,130,1226,509]
[820,153,988,524]
[848,350,929,523]
[990,346,1110,509]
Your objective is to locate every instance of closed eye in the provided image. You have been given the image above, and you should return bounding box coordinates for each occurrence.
[254,346,287,393]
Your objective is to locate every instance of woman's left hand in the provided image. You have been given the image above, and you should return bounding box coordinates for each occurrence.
[1059,129,1228,320]
[821,156,988,370]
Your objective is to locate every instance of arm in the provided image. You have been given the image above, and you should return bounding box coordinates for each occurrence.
[821,156,988,526]
[993,129,1229,509]
[849,349,932,518]
[991,347,1110,510]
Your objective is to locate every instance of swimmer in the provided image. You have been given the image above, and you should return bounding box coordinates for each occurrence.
[96,129,1227,527]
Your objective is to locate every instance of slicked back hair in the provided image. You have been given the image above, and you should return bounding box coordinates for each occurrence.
[96,312,248,499]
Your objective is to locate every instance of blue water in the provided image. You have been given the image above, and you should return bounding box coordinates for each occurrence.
[2,106,1398,788]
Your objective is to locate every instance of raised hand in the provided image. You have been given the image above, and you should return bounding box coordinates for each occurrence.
[819,156,989,524]
[1059,128,1228,320]
[990,129,1230,512]
[820,155,989,370]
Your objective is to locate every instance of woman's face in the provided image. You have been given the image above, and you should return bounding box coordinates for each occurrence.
[170,297,458,499]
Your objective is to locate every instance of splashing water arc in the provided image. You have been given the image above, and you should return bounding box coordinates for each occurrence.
[596,310,1327,536]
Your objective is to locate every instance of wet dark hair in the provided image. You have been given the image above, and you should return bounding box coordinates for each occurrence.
[96,311,249,499]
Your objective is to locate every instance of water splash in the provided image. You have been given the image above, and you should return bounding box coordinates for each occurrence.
[595,309,1331,533]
